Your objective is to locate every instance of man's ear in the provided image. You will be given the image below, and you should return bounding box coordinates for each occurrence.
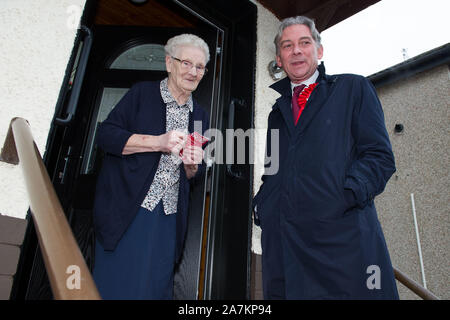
[317,45,323,60]
[276,55,283,68]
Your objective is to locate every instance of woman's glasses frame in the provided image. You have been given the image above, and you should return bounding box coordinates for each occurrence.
[171,56,208,75]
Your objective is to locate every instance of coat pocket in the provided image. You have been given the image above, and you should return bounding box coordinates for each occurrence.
[342,188,357,213]
[254,185,280,227]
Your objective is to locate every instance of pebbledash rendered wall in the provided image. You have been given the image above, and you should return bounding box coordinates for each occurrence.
[374,64,450,300]
[0,0,86,220]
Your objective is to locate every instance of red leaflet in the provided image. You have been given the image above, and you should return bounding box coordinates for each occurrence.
[179,132,209,157]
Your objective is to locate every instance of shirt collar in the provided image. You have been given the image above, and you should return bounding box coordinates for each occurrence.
[160,77,193,112]
[290,69,319,95]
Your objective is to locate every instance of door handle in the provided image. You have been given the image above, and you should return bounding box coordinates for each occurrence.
[55,26,93,126]
[226,98,245,180]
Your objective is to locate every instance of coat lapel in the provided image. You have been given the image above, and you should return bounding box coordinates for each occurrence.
[276,95,296,137]
[295,79,329,136]
[295,66,337,137]
[269,63,337,139]
[270,77,295,137]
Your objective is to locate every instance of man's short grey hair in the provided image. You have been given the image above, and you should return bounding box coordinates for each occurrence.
[165,33,210,63]
[274,16,322,56]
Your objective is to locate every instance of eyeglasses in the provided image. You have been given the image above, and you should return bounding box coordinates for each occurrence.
[171,56,208,75]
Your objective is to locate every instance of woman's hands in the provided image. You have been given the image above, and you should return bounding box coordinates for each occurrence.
[158,130,186,155]
[181,144,204,179]
[123,130,204,179]
[159,131,204,179]
[159,131,204,166]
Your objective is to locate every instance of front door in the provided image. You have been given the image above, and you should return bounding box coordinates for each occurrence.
[49,24,218,300]
[74,25,218,300]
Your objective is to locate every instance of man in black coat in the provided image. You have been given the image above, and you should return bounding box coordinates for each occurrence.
[253,16,399,299]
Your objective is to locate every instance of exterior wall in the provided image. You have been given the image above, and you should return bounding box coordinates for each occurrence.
[250,1,280,256]
[375,64,450,299]
[0,0,86,219]
[249,0,280,300]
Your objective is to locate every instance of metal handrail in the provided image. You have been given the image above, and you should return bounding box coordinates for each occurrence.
[393,267,439,300]
[1,117,100,300]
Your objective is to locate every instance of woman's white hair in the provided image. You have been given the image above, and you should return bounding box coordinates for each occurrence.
[164,33,210,63]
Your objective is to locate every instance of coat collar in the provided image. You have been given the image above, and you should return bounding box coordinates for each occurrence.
[269,62,333,98]
[269,62,337,137]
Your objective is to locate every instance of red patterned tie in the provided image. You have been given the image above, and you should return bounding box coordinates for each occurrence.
[292,84,306,125]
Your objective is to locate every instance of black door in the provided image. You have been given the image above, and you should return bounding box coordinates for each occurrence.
[77,25,219,300]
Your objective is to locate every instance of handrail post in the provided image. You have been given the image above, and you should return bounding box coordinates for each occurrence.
[2,117,100,300]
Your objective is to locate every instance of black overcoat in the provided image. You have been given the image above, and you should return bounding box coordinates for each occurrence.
[253,63,399,299]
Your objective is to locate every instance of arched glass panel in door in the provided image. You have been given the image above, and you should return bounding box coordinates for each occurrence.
[109,44,166,71]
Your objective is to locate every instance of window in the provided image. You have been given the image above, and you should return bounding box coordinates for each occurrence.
[109,44,166,71]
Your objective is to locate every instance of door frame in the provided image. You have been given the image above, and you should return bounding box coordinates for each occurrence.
[175,0,257,299]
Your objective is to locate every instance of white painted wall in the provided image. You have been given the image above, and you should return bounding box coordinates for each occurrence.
[0,0,86,219]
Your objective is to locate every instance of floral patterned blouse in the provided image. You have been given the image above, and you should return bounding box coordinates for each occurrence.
[141,78,192,215]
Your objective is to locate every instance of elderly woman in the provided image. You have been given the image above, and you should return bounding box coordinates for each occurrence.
[92,34,210,300]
